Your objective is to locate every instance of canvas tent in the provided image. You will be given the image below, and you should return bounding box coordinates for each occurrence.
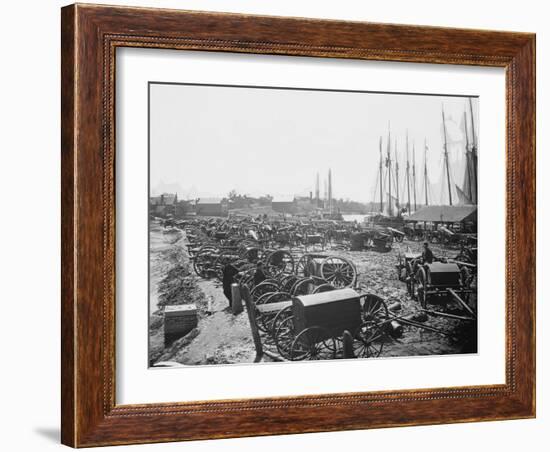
[407,205,477,224]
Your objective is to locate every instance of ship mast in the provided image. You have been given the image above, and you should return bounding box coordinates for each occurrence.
[442,106,453,205]
[424,139,429,206]
[405,131,412,215]
[412,143,417,211]
[394,139,400,214]
[379,136,383,213]
[469,98,478,204]
[463,110,473,202]
[386,125,393,216]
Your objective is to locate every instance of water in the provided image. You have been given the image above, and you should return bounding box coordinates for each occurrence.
[342,214,366,223]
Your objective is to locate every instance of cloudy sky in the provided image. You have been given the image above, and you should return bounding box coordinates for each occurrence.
[149,82,478,204]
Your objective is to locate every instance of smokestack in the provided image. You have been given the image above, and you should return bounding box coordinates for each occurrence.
[315,172,320,204]
[328,168,333,214]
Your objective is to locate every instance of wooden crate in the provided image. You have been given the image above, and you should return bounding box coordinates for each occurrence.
[164,304,198,336]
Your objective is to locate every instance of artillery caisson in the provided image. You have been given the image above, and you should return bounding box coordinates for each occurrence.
[413,262,474,311]
[273,289,387,361]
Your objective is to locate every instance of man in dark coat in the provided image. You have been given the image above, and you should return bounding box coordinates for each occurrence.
[422,242,434,264]
[222,263,240,307]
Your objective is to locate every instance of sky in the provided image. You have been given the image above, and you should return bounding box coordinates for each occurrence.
[149,82,478,204]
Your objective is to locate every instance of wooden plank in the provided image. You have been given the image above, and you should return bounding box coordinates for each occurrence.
[448,288,476,317]
[241,285,263,362]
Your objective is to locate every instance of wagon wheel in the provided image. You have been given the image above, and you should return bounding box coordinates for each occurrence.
[280,274,298,293]
[405,261,415,296]
[360,294,389,326]
[274,314,296,360]
[394,233,404,243]
[256,291,292,333]
[240,246,262,263]
[250,281,280,303]
[264,250,294,278]
[414,266,428,308]
[237,268,255,289]
[271,305,293,339]
[290,326,336,361]
[352,322,385,358]
[320,257,357,288]
[460,266,474,289]
[291,277,315,296]
[213,251,239,281]
[192,248,218,278]
[312,283,336,294]
[254,291,277,333]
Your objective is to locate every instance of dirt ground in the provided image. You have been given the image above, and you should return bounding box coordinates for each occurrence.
[148,221,477,366]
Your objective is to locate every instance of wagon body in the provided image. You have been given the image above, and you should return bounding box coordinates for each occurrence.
[292,288,362,341]
[415,262,474,309]
[426,262,461,287]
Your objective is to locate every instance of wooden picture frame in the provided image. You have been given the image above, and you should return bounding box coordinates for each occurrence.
[61,3,535,447]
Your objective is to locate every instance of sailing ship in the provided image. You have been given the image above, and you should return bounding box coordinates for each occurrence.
[370,98,478,228]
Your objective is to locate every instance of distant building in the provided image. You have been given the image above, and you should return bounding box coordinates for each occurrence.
[174,200,193,217]
[271,195,296,214]
[160,193,177,206]
[195,198,228,217]
[150,193,178,216]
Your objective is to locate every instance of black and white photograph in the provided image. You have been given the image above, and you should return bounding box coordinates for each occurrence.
[148,82,479,367]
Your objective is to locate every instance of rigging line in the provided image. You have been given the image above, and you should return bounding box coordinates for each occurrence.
[372,166,379,206]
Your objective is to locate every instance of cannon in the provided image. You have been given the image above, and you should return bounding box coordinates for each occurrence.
[295,253,357,289]
[386,227,405,243]
[350,229,393,252]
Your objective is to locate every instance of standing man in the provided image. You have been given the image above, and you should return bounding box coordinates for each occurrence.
[422,241,434,264]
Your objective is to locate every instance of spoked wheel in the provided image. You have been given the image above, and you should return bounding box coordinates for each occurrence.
[254,291,277,333]
[414,266,428,308]
[290,326,336,361]
[290,277,314,296]
[360,294,389,325]
[264,250,294,278]
[256,291,292,333]
[240,246,262,263]
[271,305,293,339]
[274,314,296,360]
[320,257,357,288]
[405,261,415,296]
[280,274,298,293]
[312,283,335,294]
[396,251,404,280]
[193,248,218,278]
[251,281,280,303]
[460,266,474,289]
[353,322,385,358]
